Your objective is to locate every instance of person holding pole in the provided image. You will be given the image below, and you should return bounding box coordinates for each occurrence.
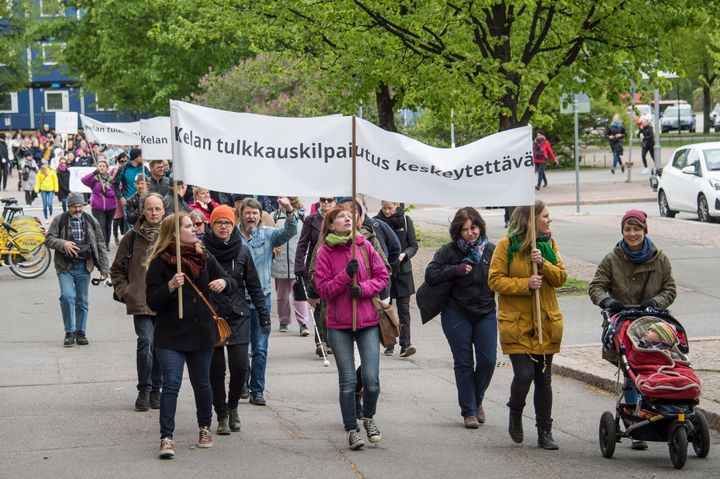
[144,213,234,459]
[314,206,389,450]
[488,200,567,450]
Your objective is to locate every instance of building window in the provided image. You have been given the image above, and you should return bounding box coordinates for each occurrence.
[94,94,116,112]
[40,0,65,17]
[0,92,19,113]
[45,90,69,112]
[42,43,64,66]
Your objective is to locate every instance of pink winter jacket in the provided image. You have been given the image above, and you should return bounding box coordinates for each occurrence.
[315,234,389,330]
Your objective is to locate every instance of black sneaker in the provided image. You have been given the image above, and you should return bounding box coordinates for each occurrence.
[135,391,150,412]
[240,385,249,400]
[149,390,161,409]
[279,324,289,333]
[362,417,382,444]
[299,325,309,337]
[384,347,394,356]
[75,333,89,346]
[249,392,266,406]
[63,332,75,347]
[348,428,365,450]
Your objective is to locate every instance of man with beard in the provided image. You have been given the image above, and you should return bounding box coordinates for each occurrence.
[238,197,297,406]
[111,193,165,411]
[46,193,110,347]
[147,160,170,197]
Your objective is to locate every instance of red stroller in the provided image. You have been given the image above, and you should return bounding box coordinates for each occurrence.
[598,306,710,469]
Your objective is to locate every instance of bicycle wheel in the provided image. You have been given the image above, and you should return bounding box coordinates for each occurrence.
[8,243,52,279]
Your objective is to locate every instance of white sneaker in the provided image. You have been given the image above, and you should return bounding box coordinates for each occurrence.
[348,428,365,450]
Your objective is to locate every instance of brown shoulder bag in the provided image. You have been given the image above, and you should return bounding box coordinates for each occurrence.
[359,243,400,348]
[183,273,231,347]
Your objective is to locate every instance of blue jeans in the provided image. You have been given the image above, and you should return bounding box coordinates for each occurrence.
[441,307,497,418]
[134,315,162,392]
[155,347,214,439]
[328,325,380,431]
[248,294,272,394]
[60,196,67,213]
[40,190,54,220]
[612,149,623,169]
[57,262,91,335]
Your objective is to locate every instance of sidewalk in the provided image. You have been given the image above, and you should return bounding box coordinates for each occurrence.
[553,339,720,430]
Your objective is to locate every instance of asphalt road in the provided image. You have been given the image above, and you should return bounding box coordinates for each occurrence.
[1,258,718,478]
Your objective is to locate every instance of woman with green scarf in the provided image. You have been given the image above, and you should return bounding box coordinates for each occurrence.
[488,200,567,450]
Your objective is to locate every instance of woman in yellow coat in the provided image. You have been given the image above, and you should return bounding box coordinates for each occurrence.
[34,159,59,221]
[488,200,566,450]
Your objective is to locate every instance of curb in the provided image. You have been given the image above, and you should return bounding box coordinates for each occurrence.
[553,354,720,432]
[543,195,657,207]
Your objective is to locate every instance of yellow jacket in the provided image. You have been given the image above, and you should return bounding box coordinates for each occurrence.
[488,236,567,355]
[34,168,59,193]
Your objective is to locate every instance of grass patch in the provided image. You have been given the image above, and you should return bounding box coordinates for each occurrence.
[558,277,589,296]
[415,224,450,248]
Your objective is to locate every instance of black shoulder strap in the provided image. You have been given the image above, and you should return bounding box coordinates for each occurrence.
[126,230,136,259]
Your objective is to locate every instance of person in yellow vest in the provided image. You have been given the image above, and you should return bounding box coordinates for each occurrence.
[35,159,59,221]
[488,200,567,450]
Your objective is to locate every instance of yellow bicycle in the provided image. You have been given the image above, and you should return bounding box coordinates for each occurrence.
[1,220,52,279]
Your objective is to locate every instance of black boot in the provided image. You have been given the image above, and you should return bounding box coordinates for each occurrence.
[508,410,523,444]
[537,424,558,450]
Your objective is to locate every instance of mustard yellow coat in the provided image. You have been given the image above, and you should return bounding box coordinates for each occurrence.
[488,236,567,355]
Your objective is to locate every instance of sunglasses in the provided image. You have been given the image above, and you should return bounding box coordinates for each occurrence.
[319,197,335,203]
[214,220,233,227]
[193,222,205,227]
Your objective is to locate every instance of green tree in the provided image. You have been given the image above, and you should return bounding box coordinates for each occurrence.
[0,1,34,93]
[666,28,720,133]
[42,0,250,115]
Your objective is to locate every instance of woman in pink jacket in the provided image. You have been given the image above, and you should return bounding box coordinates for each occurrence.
[314,206,389,451]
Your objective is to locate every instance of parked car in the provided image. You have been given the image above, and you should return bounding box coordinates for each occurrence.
[660,104,696,133]
[657,142,720,222]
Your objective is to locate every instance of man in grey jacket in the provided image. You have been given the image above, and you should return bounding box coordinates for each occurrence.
[45,192,110,347]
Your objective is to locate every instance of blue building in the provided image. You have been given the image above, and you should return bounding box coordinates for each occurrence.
[0,1,137,131]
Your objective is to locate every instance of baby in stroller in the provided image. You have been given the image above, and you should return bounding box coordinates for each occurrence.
[636,320,683,360]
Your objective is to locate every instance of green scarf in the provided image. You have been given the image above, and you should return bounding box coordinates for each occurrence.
[507,234,557,269]
[325,233,352,247]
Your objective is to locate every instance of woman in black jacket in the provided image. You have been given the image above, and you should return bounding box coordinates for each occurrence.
[423,207,496,429]
[375,201,419,357]
[202,205,270,436]
[145,212,234,459]
[56,158,71,213]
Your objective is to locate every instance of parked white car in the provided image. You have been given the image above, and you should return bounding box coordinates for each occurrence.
[657,142,720,222]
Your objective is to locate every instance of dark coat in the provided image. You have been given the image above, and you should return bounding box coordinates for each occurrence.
[125,192,142,225]
[146,252,235,351]
[56,169,71,200]
[203,230,270,345]
[374,210,418,298]
[294,212,324,275]
[424,241,496,320]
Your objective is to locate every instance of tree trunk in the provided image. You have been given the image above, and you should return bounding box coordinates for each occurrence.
[702,83,711,134]
[375,82,397,132]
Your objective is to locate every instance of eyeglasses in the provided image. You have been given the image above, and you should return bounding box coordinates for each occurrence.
[319,197,335,203]
[193,222,205,227]
[214,220,233,227]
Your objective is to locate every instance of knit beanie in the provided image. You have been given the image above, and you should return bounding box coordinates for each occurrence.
[649,322,677,347]
[621,209,647,233]
[210,204,236,227]
[67,192,84,206]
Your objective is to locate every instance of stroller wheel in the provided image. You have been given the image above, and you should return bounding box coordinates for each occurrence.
[599,411,617,458]
[668,421,688,469]
[690,411,711,458]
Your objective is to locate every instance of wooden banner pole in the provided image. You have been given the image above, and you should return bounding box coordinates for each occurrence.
[173,180,184,319]
[351,115,357,332]
[530,204,542,344]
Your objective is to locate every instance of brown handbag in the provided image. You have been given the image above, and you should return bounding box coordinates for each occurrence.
[183,274,231,347]
[359,244,400,348]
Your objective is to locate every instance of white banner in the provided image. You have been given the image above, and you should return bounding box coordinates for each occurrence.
[140,117,172,160]
[169,100,535,206]
[55,112,78,135]
[170,100,351,196]
[355,118,534,207]
[80,115,140,145]
[68,167,96,193]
